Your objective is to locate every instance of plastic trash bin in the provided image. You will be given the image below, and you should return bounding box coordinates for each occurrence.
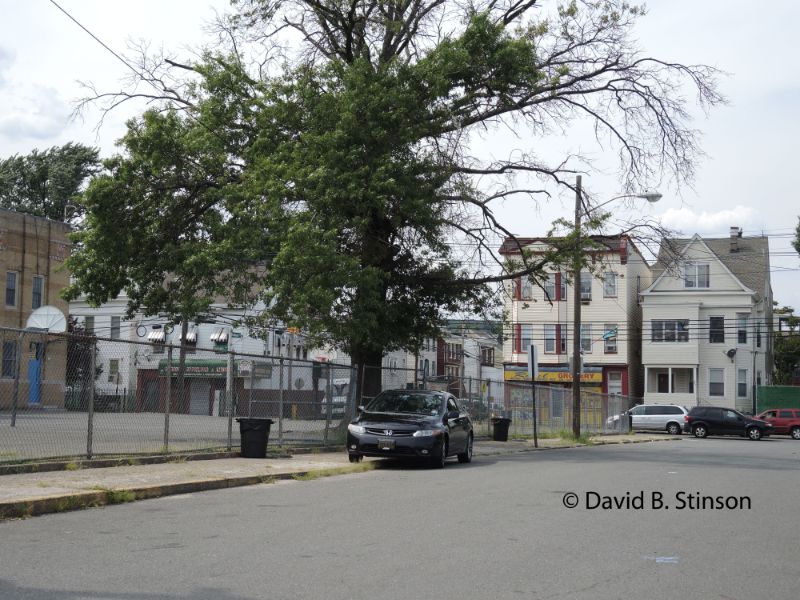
[491,417,512,442]
[236,418,274,458]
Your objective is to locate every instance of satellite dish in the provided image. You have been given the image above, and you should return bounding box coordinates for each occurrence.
[725,348,737,360]
[26,305,67,333]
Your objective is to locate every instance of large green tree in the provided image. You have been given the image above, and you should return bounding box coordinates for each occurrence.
[0,143,100,222]
[69,1,722,398]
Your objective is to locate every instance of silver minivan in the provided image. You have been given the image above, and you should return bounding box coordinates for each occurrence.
[626,404,688,435]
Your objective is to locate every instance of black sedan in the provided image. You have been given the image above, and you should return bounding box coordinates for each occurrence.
[347,389,473,468]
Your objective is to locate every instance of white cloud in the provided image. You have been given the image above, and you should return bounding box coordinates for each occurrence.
[0,46,15,88]
[659,206,757,237]
[0,84,71,144]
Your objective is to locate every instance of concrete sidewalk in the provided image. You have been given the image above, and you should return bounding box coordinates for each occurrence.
[0,434,680,520]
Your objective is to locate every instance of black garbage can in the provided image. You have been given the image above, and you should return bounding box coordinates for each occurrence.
[237,418,274,458]
[491,417,512,442]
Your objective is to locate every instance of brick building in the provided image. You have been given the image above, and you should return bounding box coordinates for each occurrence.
[0,209,71,409]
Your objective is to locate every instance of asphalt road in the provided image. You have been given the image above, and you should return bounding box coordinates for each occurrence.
[1,437,799,600]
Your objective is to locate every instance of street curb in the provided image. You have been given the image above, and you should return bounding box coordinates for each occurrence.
[0,467,358,521]
[0,446,347,476]
[478,435,683,454]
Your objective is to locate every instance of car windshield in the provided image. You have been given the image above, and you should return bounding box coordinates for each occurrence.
[366,391,444,415]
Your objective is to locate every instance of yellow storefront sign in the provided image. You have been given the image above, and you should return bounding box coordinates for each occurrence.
[504,370,602,383]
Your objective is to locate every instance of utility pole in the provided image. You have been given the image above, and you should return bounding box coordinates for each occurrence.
[572,175,583,439]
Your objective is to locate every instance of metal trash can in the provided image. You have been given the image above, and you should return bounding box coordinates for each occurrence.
[236,418,274,458]
[490,417,512,442]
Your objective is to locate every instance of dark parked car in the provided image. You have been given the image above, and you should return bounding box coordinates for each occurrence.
[754,408,800,439]
[347,389,473,468]
[684,406,773,440]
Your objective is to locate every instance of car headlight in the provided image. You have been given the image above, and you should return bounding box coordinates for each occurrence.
[348,424,365,434]
[413,429,437,437]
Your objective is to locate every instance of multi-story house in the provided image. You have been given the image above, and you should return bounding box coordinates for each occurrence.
[500,235,652,399]
[640,227,772,412]
[0,210,70,409]
[69,293,312,415]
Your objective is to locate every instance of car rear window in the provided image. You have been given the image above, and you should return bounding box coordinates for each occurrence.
[689,407,708,416]
[663,406,683,414]
[778,410,795,418]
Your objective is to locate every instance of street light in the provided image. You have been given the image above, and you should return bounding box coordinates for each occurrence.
[571,175,661,438]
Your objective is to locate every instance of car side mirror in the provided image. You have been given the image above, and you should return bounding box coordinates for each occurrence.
[446,409,459,420]
[357,405,366,414]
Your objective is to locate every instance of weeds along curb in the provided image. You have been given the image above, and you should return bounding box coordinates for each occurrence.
[0,462,375,521]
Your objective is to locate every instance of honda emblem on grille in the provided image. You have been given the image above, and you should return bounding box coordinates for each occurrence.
[383,429,393,436]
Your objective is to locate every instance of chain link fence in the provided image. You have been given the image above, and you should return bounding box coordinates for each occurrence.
[0,327,356,463]
[361,365,638,437]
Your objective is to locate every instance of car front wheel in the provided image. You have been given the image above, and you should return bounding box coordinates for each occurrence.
[458,434,473,464]
[791,426,800,440]
[693,424,708,438]
[431,439,448,469]
[747,427,762,441]
[666,422,682,435]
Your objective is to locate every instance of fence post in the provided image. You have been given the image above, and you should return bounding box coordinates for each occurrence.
[248,362,255,418]
[226,350,234,451]
[163,345,172,453]
[87,338,96,459]
[10,330,23,427]
[324,364,332,445]
[278,358,284,446]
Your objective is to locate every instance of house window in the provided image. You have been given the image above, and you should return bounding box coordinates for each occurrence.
[520,325,532,353]
[148,328,165,354]
[520,277,533,300]
[709,368,725,397]
[544,324,556,354]
[31,275,43,310]
[2,341,16,377]
[110,316,121,340]
[651,320,689,342]
[604,324,618,354]
[544,274,555,301]
[709,317,725,344]
[84,316,95,335]
[580,324,592,353]
[684,262,710,288]
[558,323,567,353]
[108,359,120,384]
[580,272,592,301]
[737,369,748,398]
[756,322,762,348]
[480,347,494,366]
[737,314,748,344]
[603,272,617,297]
[545,273,567,301]
[446,343,463,361]
[5,272,17,307]
[183,329,197,354]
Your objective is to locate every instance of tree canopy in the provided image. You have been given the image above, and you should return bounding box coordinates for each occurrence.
[0,143,100,222]
[67,0,723,395]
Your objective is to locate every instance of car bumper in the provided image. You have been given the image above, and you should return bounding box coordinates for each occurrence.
[347,432,444,459]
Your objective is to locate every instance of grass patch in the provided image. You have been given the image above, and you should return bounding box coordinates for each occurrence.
[64,462,81,471]
[90,486,135,504]
[290,463,375,481]
[512,429,595,444]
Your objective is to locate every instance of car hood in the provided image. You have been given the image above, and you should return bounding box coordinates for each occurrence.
[356,411,440,428]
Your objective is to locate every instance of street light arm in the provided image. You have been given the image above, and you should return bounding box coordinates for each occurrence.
[582,191,662,216]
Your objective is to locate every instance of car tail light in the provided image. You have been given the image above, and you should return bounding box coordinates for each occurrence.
[684,415,690,422]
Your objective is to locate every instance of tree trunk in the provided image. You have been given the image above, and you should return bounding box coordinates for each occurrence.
[351,346,384,405]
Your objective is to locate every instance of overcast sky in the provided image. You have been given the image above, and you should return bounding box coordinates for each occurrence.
[1,0,798,310]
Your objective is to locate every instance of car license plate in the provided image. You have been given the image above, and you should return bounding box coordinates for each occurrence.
[378,438,395,451]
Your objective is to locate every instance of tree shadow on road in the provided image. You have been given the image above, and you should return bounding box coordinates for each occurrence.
[0,580,254,600]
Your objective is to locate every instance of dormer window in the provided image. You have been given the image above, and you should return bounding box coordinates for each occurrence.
[684,262,710,288]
